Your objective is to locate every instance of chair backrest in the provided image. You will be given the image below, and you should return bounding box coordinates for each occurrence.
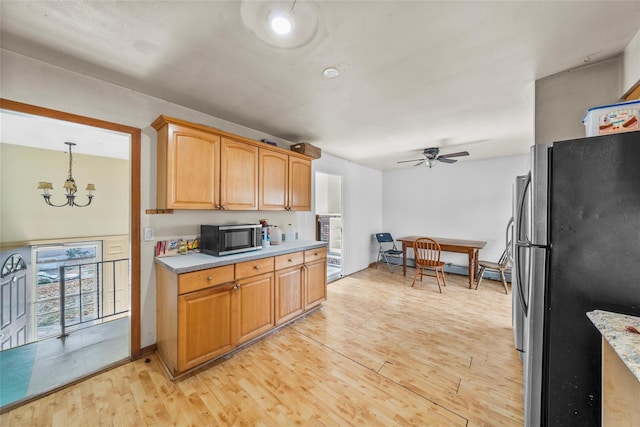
[497,240,512,268]
[375,233,394,243]
[413,238,441,266]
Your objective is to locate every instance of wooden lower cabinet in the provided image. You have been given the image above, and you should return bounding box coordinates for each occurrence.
[304,247,327,310]
[275,265,304,325]
[236,272,275,344]
[305,258,327,310]
[156,247,327,378]
[178,283,236,372]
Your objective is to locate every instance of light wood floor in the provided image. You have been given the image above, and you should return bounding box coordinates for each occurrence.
[1,267,523,426]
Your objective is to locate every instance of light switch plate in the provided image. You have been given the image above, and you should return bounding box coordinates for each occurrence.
[143,227,155,241]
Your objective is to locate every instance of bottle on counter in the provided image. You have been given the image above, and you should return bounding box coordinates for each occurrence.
[270,225,282,245]
[285,223,297,242]
[261,226,270,247]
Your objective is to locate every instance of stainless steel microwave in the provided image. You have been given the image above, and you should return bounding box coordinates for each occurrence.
[200,224,262,256]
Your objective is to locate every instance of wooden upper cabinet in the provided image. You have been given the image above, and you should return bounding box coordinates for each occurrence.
[259,150,312,211]
[259,149,288,210]
[289,156,312,211]
[152,115,312,211]
[153,119,220,210]
[220,138,258,210]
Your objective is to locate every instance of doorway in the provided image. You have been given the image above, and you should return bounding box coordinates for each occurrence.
[315,172,343,282]
[0,99,141,410]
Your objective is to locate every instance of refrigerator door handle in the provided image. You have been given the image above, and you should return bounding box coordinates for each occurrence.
[506,217,514,265]
[516,172,533,247]
[514,172,531,314]
[516,246,528,314]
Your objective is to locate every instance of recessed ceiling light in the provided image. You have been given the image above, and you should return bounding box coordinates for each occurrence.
[269,11,293,35]
[323,67,340,78]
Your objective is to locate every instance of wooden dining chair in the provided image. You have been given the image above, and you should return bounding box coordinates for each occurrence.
[412,237,447,293]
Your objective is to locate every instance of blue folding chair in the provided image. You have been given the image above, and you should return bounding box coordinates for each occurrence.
[375,233,403,272]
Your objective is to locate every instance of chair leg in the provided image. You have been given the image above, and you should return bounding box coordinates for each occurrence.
[434,268,442,293]
[379,252,391,272]
[440,267,447,287]
[411,266,421,287]
[500,271,509,294]
[474,267,486,290]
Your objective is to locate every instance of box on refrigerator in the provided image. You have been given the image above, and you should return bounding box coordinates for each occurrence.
[583,99,639,137]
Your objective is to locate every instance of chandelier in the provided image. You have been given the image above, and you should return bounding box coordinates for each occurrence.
[37,142,95,207]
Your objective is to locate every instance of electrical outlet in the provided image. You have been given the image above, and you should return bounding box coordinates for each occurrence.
[143,227,155,241]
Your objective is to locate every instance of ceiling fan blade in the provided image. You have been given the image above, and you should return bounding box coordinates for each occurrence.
[438,150,469,159]
[438,158,457,164]
[413,161,425,167]
[397,158,425,164]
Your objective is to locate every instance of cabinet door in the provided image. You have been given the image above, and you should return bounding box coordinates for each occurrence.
[178,283,236,372]
[305,259,327,310]
[259,149,288,210]
[221,138,258,210]
[236,272,274,344]
[275,265,304,325]
[288,156,312,211]
[164,124,220,209]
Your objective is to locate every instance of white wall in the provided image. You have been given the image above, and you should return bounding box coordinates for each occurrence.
[622,29,640,95]
[315,172,342,214]
[383,154,529,266]
[313,155,382,275]
[535,57,622,145]
[1,144,129,242]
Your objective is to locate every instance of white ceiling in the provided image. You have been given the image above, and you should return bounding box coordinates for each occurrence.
[0,110,130,159]
[1,1,639,170]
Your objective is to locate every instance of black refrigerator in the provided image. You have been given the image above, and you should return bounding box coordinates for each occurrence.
[513,131,640,426]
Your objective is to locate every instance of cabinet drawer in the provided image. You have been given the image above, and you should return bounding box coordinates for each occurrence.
[304,247,326,263]
[179,264,235,295]
[275,251,304,270]
[236,257,274,279]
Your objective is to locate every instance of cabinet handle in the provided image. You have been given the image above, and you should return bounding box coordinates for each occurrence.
[288,258,293,262]
[254,265,260,269]
[233,283,239,291]
[221,205,226,210]
[207,276,213,281]
[215,204,221,209]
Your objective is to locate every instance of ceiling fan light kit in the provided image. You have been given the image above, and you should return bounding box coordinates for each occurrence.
[397,147,470,168]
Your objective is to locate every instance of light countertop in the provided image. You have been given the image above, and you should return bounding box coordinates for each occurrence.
[154,240,327,274]
[587,310,640,382]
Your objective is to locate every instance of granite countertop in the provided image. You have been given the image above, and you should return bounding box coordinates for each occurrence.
[587,309,640,382]
[154,240,327,274]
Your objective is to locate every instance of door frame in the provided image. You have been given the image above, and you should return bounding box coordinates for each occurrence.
[0,98,142,359]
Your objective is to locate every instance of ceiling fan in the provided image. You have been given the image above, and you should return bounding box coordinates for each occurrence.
[397,147,469,168]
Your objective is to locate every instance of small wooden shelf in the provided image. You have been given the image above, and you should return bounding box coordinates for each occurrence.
[145,209,174,215]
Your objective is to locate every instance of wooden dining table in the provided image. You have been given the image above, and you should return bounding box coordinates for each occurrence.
[397,236,487,287]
